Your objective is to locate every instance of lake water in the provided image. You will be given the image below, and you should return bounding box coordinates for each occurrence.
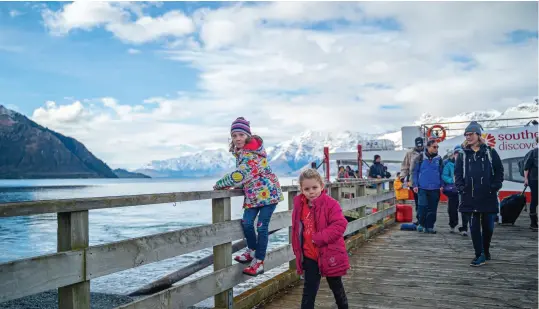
[0,177,298,307]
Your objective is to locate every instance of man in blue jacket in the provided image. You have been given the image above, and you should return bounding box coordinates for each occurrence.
[412,139,444,234]
[455,121,504,267]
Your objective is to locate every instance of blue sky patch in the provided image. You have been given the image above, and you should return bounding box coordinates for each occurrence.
[506,30,538,44]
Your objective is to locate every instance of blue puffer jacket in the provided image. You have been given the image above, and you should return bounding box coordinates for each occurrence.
[455,143,504,213]
[442,159,455,184]
[412,152,444,190]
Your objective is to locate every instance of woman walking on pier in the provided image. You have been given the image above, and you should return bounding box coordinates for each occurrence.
[455,121,504,267]
[292,169,350,309]
[213,117,284,276]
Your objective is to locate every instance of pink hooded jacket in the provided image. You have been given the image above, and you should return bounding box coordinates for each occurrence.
[291,191,350,277]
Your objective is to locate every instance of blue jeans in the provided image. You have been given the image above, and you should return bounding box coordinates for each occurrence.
[418,189,440,230]
[468,212,495,257]
[242,203,277,261]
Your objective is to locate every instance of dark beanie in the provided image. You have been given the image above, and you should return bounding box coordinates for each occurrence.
[415,137,424,147]
[374,154,381,162]
[464,121,482,135]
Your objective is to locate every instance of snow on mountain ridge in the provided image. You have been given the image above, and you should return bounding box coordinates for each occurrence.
[137,102,538,178]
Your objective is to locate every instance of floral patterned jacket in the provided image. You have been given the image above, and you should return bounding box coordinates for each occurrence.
[214,136,284,208]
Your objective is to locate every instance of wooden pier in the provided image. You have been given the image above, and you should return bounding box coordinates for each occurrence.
[0,180,397,309]
[262,205,538,309]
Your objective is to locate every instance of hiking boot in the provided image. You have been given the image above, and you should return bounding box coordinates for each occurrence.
[470,254,486,267]
[417,225,424,233]
[243,259,264,276]
[458,226,468,236]
[234,249,255,264]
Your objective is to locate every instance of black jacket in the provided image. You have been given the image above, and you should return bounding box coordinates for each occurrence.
[524,148,538,181]
[369,162,388,178]
[455,144,504,213]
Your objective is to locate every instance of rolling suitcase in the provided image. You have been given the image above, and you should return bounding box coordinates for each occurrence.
[499,186,528,225]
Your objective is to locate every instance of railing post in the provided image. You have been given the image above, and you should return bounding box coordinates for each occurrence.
[57,211,90,309]
[376,182,384,226]
[330,185,341,202]
[288,190,297,271]
[357,184,366,218]
[212,197,233,309]
[388,180,396,221]
[212,197,233,308]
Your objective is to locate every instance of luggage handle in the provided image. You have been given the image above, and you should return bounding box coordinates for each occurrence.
[522,185,528,212]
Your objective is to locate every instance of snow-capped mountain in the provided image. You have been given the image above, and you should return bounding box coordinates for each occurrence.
[136,149,235,178]
[136,101,538,178]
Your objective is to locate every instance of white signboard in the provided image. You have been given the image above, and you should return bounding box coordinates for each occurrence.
[401,126,422,149]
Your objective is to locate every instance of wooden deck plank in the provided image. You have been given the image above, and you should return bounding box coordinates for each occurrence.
[261,205,538,309]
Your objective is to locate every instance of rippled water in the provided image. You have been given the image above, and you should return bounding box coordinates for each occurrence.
[0,177,297,307]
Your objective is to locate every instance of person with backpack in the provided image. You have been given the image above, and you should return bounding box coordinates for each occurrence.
[412,139,444,234]
[442,145,466,234]
[455,121,504,267]
[524,136,538,231]
[401,137,425,225]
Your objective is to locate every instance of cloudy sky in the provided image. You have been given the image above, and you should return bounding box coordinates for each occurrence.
[0,1,537,168]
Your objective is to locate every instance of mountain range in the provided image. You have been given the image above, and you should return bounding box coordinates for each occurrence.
[135,101,538,178]
[0,102,536,179]
[0,105,149,179]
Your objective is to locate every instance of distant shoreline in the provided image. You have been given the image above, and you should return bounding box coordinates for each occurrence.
[0,185,92,191]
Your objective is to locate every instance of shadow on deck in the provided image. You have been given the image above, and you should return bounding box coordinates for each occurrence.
[261,205,538,309]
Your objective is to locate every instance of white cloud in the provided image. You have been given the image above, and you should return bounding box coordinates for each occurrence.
[42,2,194,44]
[42,2,128,35]
[127,48,141,54]
[32,101,87,123]
[106,10,194,44]
[34,2,539,168]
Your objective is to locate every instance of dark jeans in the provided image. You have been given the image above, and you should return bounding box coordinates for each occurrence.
[468,212,496,257]
[412,189,419,222]
[447,194,459,228]
[418,189,440,229]
[460,212,471,231]
[242,204,277,261]
[301,258,348,309]
[530,180,538,215]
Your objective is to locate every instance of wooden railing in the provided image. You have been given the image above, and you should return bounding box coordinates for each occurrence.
[0,179,396,309]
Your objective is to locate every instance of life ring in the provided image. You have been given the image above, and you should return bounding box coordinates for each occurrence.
[426,125,446,143]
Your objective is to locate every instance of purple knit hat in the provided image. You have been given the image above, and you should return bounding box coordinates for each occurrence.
[231,117,251,136]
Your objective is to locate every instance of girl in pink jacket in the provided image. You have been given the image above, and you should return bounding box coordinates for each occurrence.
[292,168,350,309]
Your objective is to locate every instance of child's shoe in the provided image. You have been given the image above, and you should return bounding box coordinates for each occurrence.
[234,249,255,264]
[243,259,264,276]
[417,225,424,233]
[425,228,437,234]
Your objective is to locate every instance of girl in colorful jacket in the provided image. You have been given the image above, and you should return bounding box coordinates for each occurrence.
[292,168,350,309]
[213,117,284,276]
